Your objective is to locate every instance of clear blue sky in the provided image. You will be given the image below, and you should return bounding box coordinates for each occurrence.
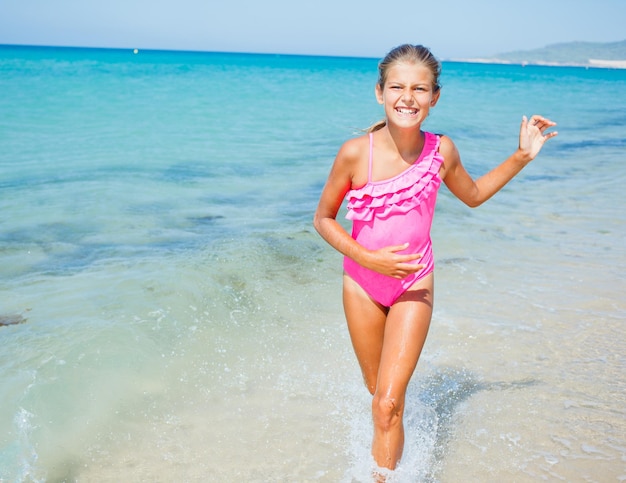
[1,0,624,59]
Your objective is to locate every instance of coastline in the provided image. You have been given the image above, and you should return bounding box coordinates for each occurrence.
[450,57,626,69]
[3,43,626,70]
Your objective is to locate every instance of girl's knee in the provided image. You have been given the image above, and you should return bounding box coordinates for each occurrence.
[371,393,403,431]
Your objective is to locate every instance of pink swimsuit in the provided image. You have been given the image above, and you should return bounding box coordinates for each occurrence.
[343,131,443,307]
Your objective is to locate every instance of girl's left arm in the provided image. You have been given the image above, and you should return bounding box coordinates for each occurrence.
[441,115,557,207]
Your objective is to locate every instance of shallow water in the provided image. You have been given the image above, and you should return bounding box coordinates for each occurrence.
[0,46,625,482]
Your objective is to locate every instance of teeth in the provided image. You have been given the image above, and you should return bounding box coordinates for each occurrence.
[397,108,417,114]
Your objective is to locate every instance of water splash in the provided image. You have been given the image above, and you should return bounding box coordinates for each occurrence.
[339,367,480,482]
[1,408,41,483]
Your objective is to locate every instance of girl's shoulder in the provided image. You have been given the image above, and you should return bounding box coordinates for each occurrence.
[434,133,458,158]
[334,134,371,188]
[337,134,370,164]
[433,134,461,178]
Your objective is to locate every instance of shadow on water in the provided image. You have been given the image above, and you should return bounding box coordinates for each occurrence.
[0,314,27,327]
[409,366,539,481]
[1,213,230,278]
[558,137,626,152]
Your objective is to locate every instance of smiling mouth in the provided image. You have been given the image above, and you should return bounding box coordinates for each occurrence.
[396,107,418,115]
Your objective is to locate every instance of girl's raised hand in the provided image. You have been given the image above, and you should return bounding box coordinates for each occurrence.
[519,115,558,161]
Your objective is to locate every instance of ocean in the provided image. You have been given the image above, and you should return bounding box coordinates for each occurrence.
[0,45,624,482]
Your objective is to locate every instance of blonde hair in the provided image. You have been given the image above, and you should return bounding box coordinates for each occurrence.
[367,44,441,133]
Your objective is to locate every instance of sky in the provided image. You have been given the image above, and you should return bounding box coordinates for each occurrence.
[0,0,625,59]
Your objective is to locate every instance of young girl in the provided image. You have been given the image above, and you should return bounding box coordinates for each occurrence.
[313,44,557,474]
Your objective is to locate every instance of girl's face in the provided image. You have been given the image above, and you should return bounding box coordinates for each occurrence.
[375,62,440,129]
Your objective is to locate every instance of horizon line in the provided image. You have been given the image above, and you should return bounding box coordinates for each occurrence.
[2,42,624,70]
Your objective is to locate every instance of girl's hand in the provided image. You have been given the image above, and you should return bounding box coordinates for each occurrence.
[364,243,425,279]
[519,115,558,161]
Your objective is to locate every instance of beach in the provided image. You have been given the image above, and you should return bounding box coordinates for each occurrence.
[0,46,625,482]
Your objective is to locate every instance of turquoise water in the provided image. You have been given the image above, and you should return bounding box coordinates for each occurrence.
[0,45,625,482]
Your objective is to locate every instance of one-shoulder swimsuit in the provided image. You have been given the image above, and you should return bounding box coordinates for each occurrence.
[343,131,443,307]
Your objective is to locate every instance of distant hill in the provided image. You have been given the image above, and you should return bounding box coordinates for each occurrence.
[464,40,626,68]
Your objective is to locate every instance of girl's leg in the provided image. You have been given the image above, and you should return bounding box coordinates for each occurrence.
[342,274,388,394]
[371,274,434,470]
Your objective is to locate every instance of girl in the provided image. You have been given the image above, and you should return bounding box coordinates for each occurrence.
[313,44,557,474]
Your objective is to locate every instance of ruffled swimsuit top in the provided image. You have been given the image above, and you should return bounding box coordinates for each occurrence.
[343,131,443,307]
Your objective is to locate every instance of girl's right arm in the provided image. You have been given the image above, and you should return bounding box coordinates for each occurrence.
[313,139,364,261]
[314,139,424,279]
